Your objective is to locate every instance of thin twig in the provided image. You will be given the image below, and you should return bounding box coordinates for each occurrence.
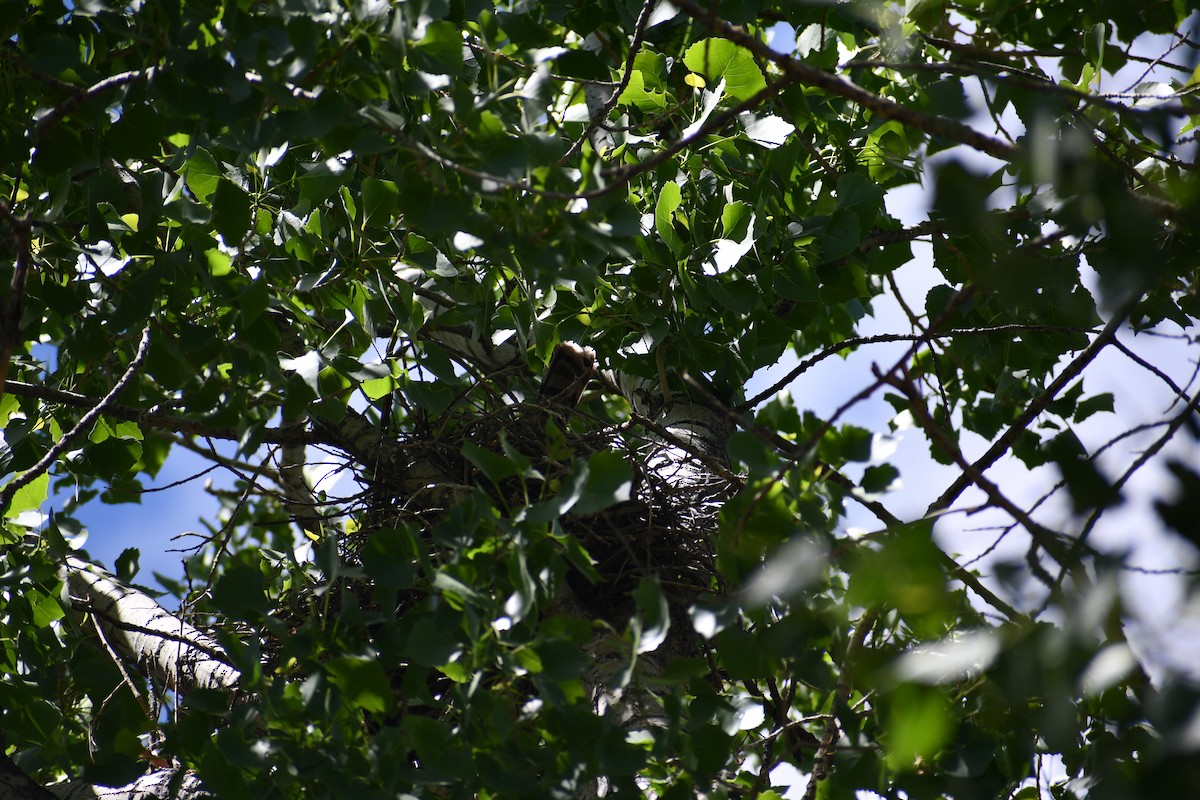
[926,306,1129,516]
[203,468,260,588]
[0,325,153,511]
[803,609,877,800]
[1110,336,1191,410]
[0,199,32,407]
[395,71,801,201]
[789,286,979,466]
[825,464,1023,620]
[1045,386,1200,606]
[89,612,153,719]
[882,364,1070,563]
[559,0,657,163]
[167,433,279,481]
[920,34,1191,74]
[675,0,1020,162]
[2,379,313,445]
[34,67,156,136]
[842,58,1195,118]
[742,323,1095,410]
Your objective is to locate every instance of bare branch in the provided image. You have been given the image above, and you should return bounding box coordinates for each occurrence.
[1,325,152,512]
[742,323,1095,410]
[882,366,1071,563]
[926,307,1128,516]
[34,68,156,137]
[559,0,657,163]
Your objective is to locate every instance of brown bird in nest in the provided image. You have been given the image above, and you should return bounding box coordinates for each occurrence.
[539,341,597,409]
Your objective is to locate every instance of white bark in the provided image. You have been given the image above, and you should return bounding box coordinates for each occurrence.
[63,557,240,694]
[49,768,211,800]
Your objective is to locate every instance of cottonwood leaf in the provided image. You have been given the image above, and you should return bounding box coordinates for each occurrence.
[655,180,685,253]
[184,147,221,203]
[741,113,794,148]
[326,656,395,714]
[684,38,766,101]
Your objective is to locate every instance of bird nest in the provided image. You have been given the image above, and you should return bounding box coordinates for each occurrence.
[337,391,734,629]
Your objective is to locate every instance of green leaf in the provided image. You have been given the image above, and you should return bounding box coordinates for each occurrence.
[412,20,463,75]
[884,685,954,770]
[111,266,161,332]
[362,526,418,596]
[114,548,140,582]
[847,523,952,638]
[362,177,400,227]
[280,351,322,395]
[1074,392,1114,422]
[361,374,398,400]
[462,440,519,484]
[655,180,685,254]
[1046,430,1121,513]
[573,450,634,515]
[4,472,48,519]
[836,172,885,229]
[720,201,752,240]
[213,178,252,242]
[632,578,670,654]
[405,611,463,666]
[818,210,861,260]
[618,70,669,112]
[861,463,900,493]
[184,147,221,204]
[326,655,396,714]
[29,589,65,627]
[204,248,232,277]
[213,562,269,618]
[683,38,766,102]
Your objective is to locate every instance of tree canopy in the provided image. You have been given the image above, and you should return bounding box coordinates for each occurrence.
[1,0,1199,798]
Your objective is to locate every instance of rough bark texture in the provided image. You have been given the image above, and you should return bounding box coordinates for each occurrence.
[64,557,240,693]
[48,769,212,800]
[0,751,59,800]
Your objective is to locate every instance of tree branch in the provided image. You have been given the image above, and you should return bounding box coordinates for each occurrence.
[1051,386,1200,596]
[2,379,312,445]
[742,323,1096,410]
[881,365,1071,563]
[925,307,1128,516]
[64,556,241,693]
[0,326,152,512]
[674,0,1020,162]
[0,749,58,800]
[394,71,801,201]
[49,767,212,800]
[559,0,657,163]
[34,68,156,137]
[0,198,32,409]
[803,609,877,800]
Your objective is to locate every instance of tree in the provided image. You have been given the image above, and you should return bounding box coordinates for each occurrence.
[1,0,1198,797]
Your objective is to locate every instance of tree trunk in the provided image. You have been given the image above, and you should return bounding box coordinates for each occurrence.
[48,769,212,800]
[63,558,240,694]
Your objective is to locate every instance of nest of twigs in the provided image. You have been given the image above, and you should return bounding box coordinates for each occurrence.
[338,392,733,629]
